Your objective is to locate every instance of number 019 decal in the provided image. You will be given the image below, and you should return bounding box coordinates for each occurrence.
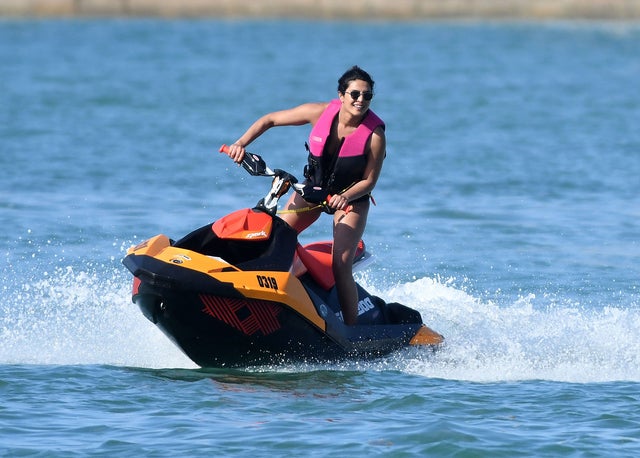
[257,275,278,290]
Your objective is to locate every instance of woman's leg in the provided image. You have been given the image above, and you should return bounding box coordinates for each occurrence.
[279,192,322,233]
[332,200,370,325]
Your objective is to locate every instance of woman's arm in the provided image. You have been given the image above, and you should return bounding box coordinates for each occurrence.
[226,102,327,163]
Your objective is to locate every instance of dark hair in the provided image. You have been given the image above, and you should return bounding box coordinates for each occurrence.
[337,65,375,94]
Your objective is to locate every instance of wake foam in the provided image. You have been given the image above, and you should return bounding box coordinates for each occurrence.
[362,276,640,383]
[1,260,194,369]
[3,259,639,381]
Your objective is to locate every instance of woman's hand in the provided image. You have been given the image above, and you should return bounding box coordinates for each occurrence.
[328,194,351,212]
[226,143,246,164]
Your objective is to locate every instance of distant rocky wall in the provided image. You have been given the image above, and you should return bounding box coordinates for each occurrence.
[2,0,640,19]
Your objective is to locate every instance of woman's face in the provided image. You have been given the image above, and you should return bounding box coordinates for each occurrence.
[339,79,373,116]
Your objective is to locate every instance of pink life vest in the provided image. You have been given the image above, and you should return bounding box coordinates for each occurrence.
[305,99,384,195]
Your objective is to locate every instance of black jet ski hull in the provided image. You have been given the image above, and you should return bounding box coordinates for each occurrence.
[123,207,443,368]
[131,275,427,368]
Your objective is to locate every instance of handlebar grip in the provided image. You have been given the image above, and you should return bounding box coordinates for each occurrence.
[219,144,230,154]
[325,194,353,214]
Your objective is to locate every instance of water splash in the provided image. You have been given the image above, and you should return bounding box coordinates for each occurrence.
[373,276,640,383]
[3,257,639,381]
[1,259,194,369]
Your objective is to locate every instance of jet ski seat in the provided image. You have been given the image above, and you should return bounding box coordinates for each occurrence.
[292,240,366,291]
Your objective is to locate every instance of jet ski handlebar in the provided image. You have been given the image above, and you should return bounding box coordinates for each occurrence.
[219,144,277,177]
[219,144,347,215]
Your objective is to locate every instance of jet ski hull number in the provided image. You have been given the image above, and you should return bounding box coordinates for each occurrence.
[257,275,278,290]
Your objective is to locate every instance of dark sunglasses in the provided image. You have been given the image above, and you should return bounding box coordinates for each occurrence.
[345,90,374,101]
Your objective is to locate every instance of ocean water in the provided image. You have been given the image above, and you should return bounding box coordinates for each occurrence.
[1,18,640,456]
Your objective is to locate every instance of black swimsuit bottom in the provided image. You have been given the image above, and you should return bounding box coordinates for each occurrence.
[349,194,371,205]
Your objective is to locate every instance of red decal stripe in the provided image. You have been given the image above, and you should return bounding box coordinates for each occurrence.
[200,295,282,336]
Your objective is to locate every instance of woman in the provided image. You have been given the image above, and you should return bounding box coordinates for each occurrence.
[225,65,386,325]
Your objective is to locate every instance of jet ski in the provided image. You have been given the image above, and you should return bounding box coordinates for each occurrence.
[122,146,443,367]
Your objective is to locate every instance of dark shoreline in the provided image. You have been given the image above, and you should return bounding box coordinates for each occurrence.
[2,0,640,20]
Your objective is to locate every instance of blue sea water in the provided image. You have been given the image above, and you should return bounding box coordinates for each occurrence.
[1,18,640,456]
